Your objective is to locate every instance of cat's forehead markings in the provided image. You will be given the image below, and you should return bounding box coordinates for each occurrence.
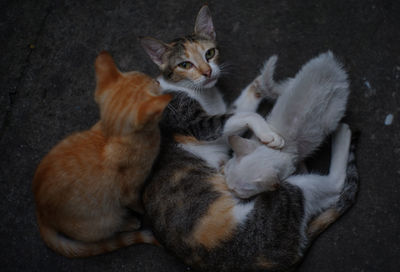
[168,40,186,61]
[184,40,213,53]
[183,44,191,58]
[198,42,208,51]
[184,42,202,58]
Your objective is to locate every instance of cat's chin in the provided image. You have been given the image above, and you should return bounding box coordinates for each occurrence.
[202,78,218,89]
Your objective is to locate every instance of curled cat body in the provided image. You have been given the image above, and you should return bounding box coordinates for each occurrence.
[141,5,359,272]
[144,90,358,270]
[225,51,350,198]
[33,52,172,258]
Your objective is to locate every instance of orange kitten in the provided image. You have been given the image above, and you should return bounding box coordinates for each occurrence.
[33,51,172,258]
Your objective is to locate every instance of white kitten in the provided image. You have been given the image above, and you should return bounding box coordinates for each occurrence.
[225,51,350,198]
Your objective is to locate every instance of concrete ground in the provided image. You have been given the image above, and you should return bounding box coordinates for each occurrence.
[1,0,399,271]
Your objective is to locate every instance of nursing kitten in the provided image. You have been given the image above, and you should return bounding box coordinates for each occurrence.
[33,52,172,258]
[225,52,350,198]
[140,6,358,272]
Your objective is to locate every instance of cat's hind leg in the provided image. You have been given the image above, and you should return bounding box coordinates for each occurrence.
[306,126,358,240]
[286,124,358,255]
[286,124,353,220]
[230,56,287,113]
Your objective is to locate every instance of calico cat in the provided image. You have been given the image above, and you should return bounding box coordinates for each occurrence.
[225,51,350,198]
[140,5,274,116]
[140,5,359,272]
[33,51,172,258]
[140,5,284,170]
[144,122,357,271]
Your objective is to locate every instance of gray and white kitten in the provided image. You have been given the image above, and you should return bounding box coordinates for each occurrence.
[225,51,350,198]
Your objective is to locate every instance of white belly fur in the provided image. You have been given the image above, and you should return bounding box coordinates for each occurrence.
[179,138,230,169]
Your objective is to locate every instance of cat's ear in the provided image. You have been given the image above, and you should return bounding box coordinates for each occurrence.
[228,135,260,159]
[95,51,120,89]
[136,94,173,128]
[194,5,216,40]
[140,37,170,67]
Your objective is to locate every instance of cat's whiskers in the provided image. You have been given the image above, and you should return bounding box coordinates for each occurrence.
[181,79,204,94]
[218,62,234,76]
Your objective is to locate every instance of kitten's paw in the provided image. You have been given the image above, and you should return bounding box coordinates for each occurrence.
[121,217,142,232]
[336,123,351,136]
[246,113,285,149]
[332,123,351,151]
[258,131,285,149]
[333,123,351,142]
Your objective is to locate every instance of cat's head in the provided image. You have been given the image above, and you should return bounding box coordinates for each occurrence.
[224,136,286,199]
[140,5,220,90]
[94,51,172,136]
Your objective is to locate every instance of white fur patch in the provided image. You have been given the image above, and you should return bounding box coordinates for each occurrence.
[232,200,255,224]
[179,139,230,169]
[157,76,226,115]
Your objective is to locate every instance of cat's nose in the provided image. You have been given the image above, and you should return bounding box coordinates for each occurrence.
[203,69,211,78]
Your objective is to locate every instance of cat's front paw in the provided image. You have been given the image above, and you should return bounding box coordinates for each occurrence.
[244,113,285,149]
[121,217,142,232]
[258,131,285,149]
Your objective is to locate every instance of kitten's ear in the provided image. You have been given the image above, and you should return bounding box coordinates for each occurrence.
[95,51,120,89]
[140,37,170,67]
[228,135,259,159]
[136,94,173,128]
[194,5,216,40]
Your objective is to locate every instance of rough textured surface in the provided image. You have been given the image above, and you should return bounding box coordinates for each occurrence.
[1,0,399,271]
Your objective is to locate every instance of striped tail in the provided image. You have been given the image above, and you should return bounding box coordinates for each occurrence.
[37,217,159,258]
[307,131,359,239]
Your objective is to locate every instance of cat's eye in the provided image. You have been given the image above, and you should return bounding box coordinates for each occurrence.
[178,62,193,69]
[205,48,216,61]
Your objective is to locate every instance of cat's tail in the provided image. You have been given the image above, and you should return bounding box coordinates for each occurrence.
[306,131,359,240]
[268,51,350,157]
[37,217,159,258]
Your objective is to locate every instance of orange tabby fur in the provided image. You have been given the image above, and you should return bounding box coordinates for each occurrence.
[33,51,172,258]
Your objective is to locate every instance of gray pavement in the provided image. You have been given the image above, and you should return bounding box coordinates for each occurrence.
[1,0,399,271]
